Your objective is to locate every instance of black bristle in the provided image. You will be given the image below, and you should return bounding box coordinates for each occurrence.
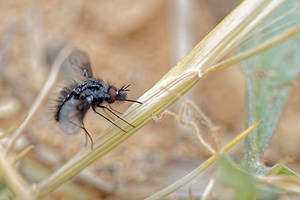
[54,81,79,121]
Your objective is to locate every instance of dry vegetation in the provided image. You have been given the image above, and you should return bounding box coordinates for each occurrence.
[0,0,300,199]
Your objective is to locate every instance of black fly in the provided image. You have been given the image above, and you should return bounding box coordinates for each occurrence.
[54,50,142,149]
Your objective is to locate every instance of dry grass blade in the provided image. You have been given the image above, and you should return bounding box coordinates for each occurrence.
[206,25,300,75]
[259,175,300,194]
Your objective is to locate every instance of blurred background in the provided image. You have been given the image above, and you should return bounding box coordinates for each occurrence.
[0,0,299,199]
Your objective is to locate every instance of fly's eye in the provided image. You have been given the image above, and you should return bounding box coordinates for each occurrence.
[79,93,86,100]
[108,86,117,104]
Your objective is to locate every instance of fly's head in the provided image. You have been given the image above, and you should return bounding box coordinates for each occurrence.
[107,84,142,104]
[107,85,126,104]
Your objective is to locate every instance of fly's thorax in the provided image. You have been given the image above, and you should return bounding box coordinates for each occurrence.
[75,79,109,106]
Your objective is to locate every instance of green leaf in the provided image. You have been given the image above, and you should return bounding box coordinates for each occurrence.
[265,163,299,176]
[218,157,256,198]
[240,0,300,171]
[217,156,278,200]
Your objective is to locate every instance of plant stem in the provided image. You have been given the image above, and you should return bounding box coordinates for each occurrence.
[0,147,33,199]
[206,25,300,75]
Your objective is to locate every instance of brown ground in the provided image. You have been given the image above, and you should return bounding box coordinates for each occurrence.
[0,0,299,199]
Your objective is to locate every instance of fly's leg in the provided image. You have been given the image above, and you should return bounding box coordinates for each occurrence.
[97,105,135,128]
[92,106,128,133]
[69,120,94,150]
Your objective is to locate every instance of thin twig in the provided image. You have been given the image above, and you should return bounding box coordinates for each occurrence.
[5,47,71,154]
[0,120,23,139]
[201,179,215,200]
[12,145,34,166]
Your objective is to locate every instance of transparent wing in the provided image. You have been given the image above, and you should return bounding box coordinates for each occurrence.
[58,98,89,135]
[69,50,93,78]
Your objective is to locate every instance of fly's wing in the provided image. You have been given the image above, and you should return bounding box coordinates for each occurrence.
[69,50,93,78]
[58,98,89,135]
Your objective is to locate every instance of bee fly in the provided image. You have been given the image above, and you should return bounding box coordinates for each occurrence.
[54,50,142,149]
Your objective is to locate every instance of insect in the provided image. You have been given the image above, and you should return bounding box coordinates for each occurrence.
[54,50,142,149]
